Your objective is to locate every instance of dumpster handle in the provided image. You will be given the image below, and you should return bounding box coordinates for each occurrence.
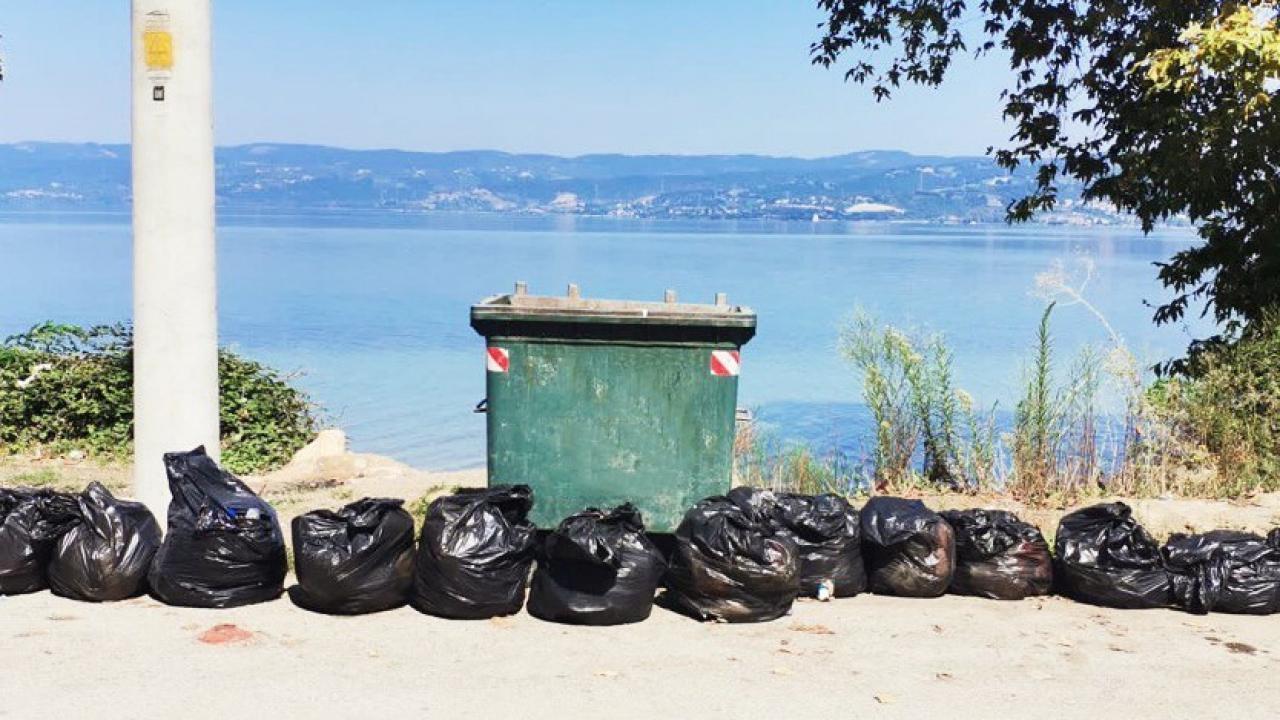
[474,399,488,414]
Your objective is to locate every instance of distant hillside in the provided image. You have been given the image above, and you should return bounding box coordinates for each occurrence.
[0,142,1125,224]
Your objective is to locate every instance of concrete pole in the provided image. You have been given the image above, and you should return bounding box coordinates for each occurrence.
[131,1,220,524]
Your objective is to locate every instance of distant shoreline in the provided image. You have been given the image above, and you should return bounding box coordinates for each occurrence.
[0,208,1194,238]
[0,142,1172,225]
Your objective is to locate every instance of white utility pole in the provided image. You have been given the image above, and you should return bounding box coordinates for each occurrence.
[131,0,220,523]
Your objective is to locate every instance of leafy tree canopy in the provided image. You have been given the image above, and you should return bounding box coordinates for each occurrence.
[812,1,1280,368]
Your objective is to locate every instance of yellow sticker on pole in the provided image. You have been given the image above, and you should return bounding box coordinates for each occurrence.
[144,30,173,70]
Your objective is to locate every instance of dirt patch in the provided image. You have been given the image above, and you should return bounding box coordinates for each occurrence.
[6,432,1275,545]
[1,432,486,543]
[913,491,1280,540]
[1224,642,1258,655]
[0,455,129,494]
[790,622,835,635]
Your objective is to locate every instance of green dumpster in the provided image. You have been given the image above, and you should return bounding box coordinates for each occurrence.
[471,284,757,532]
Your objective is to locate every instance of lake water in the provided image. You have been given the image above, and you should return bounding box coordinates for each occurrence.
[0,212,1206,470]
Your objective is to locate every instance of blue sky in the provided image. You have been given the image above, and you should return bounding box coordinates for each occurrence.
[0,1,1011,156]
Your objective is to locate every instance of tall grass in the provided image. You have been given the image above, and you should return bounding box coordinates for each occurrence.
[839,311,993,493]
[737,259,1272,504]
[1012,303,1057,493]
[732,420,848,495]
[838,313,920,487]
[1007,304,1107,503]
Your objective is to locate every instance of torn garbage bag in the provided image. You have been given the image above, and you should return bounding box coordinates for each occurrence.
[1163,530,1280,615]
[528,504,666,625]
[291,497,415,615]
[410,485,537,619]
[147,447,287,608]
[664,488,799,623]
[1054,502,1171,609]
[48,482,162,602]
[771,492,866,598]
[0,488,78,595]
[940,508,1052,600]
[860,497,955,598]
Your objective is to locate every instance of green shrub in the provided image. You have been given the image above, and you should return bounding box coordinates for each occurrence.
[0,322,317,474]
[1150,315,1280,495]
[218,349,319,473]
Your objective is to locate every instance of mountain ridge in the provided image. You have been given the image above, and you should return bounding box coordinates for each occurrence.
[0,142,1120,224]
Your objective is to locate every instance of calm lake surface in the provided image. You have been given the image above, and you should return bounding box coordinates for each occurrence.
[0,213,1206,469]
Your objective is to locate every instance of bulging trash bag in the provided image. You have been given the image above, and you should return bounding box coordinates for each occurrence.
[147,447,287,608]
[770,492,866,598]
[0,488,78,595]
[290,497,416,615]
[48,482,162,602]
[860,497,955,598]
[1162,530,1280,615]
[528,504,667,626]
[664,487,800,623]
[1054,502,1171,609]
[410,485,537,619]
[940,508,1052,600]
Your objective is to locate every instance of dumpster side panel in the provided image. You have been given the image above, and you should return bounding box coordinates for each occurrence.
[486,340,738,532]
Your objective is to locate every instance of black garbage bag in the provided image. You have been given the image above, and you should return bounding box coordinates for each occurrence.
[147,447,287,608]
[940,508,1052,600]
[663,487,800,623]
[0,488,79,595]
[771,492,867,598]
[1162,530,1280,615]
[410,485,537,619]
[528,504,667,626]
[47,482,162,602]
[860,497,955,598]
[1053,502,1171,609]
[290,498,416,615]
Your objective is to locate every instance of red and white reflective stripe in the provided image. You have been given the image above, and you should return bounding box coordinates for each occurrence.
[709,350,741,377]
[486,347,510,373]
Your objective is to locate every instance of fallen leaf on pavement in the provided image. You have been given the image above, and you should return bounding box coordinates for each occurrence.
[197,623,255,645]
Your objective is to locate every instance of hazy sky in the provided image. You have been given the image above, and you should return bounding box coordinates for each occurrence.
[0,1,1012,156]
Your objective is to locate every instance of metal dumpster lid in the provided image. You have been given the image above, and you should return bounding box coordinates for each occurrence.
[471,283,756,329]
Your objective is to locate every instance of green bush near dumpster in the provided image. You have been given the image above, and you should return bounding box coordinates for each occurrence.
[1147,313,1280,496]
[0,322,317,474]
